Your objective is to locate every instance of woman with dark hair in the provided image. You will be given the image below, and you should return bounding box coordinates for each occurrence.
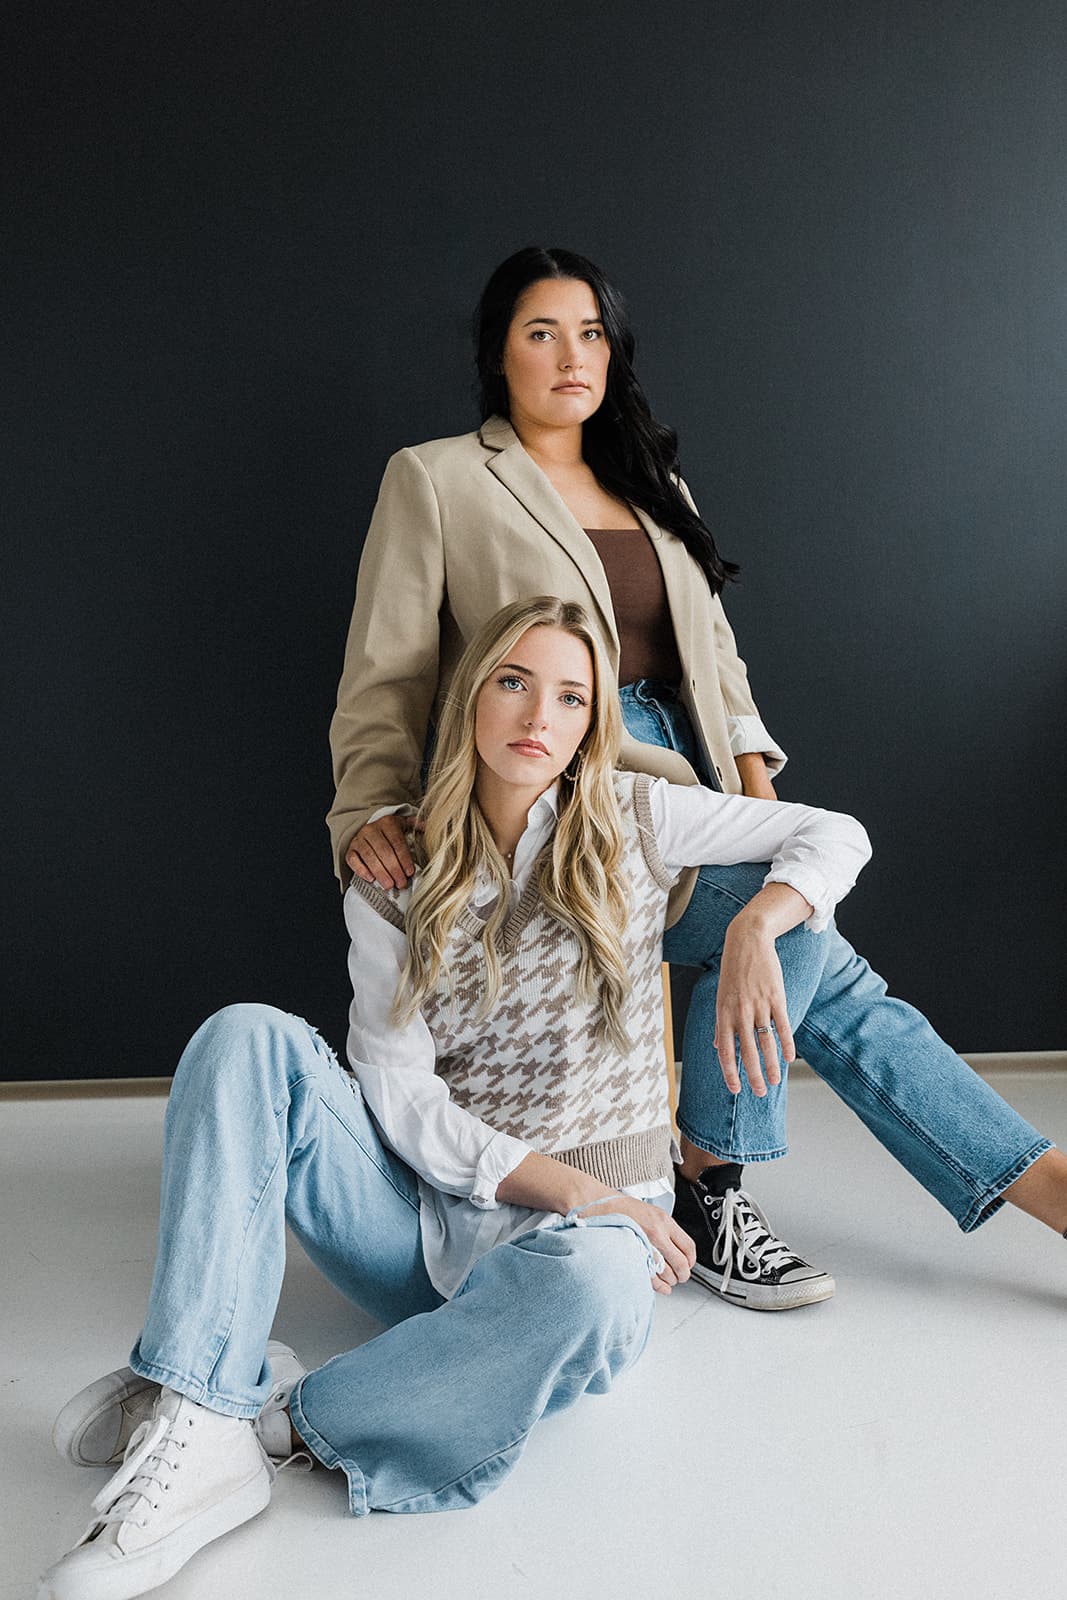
[474,247,740,595]
[328,248,846,1306]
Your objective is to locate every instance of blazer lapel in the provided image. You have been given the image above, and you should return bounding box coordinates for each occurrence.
[479,417,619,651]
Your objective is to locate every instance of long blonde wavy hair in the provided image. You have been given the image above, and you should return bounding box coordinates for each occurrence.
[391,596,634,1051]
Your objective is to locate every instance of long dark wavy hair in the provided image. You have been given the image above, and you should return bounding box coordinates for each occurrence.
[474,246,739,593]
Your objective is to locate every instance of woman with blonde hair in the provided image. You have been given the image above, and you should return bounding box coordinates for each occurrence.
[40,598,1064,1600]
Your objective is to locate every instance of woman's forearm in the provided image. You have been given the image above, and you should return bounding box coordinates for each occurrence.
[495,1151,616,1215]
[726,880,812,942]
[735,751,777,799]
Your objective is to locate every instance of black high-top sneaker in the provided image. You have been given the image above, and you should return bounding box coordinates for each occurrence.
[673,1164,835,1310]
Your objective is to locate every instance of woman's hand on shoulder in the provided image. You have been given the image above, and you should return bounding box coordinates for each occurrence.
[347,814,421,890]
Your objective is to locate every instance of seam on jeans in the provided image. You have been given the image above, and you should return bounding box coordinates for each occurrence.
[958,1138,1053,1232]
[677,1074,790,1165]
[202,1133,287,1394]
[675,1112,787,1163]
[288,1384,369,1516]
[319,1095,422,1214]
[797,1017,984,1200]
[272,1068,315,1121]
[376,1427,534,1510]
[205,1047,418,1398]
[287,1383,338,1467]
[686,874,756,911]
[653,702,678,749]
[125,1356,262,1419]
[285,1054,422,1217]
[631,690,676,746]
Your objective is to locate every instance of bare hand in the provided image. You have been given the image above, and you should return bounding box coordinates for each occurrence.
[346,814,420,890]
[579,1194,696,1296]
[714,922,795,1098]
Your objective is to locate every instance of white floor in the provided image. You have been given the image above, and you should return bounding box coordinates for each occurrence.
[4,1071,1065,1600]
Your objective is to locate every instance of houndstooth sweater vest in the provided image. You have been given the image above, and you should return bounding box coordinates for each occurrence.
[354,772,677,1190]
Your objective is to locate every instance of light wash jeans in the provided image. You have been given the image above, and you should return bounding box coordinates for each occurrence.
[129,1004,658,1515]
[620,680,1051,1228]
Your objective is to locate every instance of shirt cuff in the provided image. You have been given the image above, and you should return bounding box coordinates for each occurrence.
[469,1130,534,1210]
[762,867,834,934]
[367,802,417,824]
[727,715,787,777]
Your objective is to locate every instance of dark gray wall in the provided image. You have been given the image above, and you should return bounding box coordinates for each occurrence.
[6,1,1065,1080]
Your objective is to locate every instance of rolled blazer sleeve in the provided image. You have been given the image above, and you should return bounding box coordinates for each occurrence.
[711,597,787,778]
[327,449,446,884]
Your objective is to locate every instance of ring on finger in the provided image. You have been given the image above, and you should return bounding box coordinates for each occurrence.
[754,1024,773,1036]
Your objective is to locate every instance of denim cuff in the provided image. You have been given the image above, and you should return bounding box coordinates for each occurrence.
[289,1374,370,1517]
[957,1138,1053,1233]
[125,1351,263,1420]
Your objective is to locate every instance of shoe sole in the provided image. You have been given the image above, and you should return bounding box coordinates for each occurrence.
[691,1261,836,1310]
[53,1341,302,1468]
[37,1464,272,1600]
[52,1369,156,1468]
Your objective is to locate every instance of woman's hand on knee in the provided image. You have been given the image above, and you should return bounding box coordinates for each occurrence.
[346,815,419,890]
[714,890,806,1095]
[582,1195,696,1296]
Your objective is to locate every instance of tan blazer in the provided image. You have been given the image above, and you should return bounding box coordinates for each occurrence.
[328,416,782,915]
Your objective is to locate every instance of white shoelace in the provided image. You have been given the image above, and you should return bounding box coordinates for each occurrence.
[89,1413,187,1531]
[711,1187,805,1297]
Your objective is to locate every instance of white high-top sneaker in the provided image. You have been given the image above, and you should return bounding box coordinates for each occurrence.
[53,1341,306,1468]
[38,1387,273,1600]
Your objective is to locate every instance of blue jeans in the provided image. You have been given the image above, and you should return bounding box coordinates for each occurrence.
[130,1005,657,1515]
[620,680,1051,1229]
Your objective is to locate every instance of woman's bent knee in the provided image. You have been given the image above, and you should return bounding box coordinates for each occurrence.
[173,1003,330,1102]
[513,1220,655,1349]
[198,1001,298,1040]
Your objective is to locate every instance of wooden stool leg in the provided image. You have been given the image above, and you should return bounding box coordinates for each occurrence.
[661,961,679,1139]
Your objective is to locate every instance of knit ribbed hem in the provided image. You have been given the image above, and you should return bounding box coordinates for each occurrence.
[350,876,406,932]
[552,1124,673,1188]
[631,773,677,892]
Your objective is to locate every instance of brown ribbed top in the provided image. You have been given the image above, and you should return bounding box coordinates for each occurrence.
[585,527,683,687]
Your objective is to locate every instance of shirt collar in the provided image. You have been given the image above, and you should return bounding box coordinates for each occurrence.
[528,783,559,824]
[471,783,560,905]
